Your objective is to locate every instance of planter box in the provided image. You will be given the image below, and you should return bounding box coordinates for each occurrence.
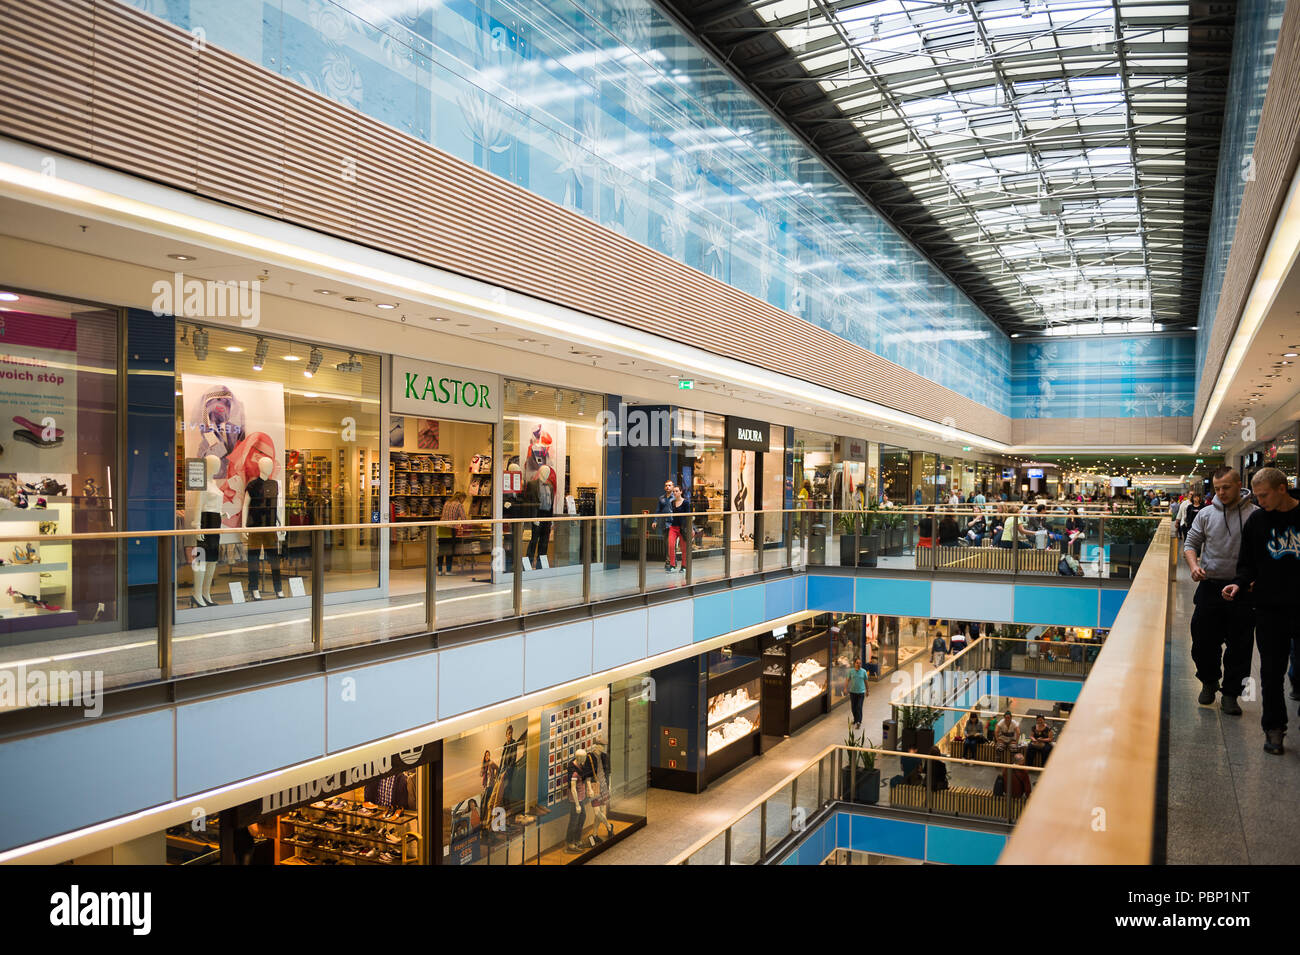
[839,535,858,567]
[840,767,881,805]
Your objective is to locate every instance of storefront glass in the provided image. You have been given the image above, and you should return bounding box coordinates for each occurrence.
[444,675,648,864]
[762,428,786,547]
[0,292,118,639]
[173,325,381,613]
[911,452,937,506]
[879,445,910,506]
[504,382,604,573]
[792,430,835,507]
[676,408,726,552]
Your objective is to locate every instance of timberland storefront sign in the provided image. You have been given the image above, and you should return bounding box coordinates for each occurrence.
[392,357,501,424]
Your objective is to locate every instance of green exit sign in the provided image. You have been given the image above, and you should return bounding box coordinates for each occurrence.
[962,446,972,452]
[678,379,694,390]
[1211,445,1222,451]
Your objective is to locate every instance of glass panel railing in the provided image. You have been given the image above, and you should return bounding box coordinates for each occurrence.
[435,520,510,630]
[685,831,727,865]
[729,805,763,865]
[764,781,794,848]
[587,516,644,604]
[689,510,727,585]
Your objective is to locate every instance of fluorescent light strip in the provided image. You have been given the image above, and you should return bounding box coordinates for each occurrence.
[0,152,1007,453]
[1194,163,1300,450]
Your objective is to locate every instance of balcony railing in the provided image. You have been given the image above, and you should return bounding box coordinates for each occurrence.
[0,506,1159,703]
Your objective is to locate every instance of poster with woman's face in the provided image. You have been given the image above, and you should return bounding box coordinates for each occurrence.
[182,374,286,535]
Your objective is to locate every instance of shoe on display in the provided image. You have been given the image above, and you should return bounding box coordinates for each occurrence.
[1197,684,1216,706]
[1264,729,1286,755]
[1220,696,1241,716]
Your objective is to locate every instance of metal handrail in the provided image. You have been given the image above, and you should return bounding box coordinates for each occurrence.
[668,743,1045,865]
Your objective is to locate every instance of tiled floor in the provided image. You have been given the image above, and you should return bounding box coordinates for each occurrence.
[1165,559,1300,864]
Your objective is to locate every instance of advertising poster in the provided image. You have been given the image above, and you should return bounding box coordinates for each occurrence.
[443,715,529,866]
[181,374,286,536]
[0,312,78,475]
[538,688,607,809]
[520,418,566,510]
[730,449,755,543]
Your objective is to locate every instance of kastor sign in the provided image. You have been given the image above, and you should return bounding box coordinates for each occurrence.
[391,357,501,424]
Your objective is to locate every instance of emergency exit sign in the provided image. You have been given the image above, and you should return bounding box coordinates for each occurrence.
[678,379,694,390]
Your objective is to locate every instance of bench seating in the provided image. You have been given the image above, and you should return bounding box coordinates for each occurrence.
[891,782,1027,820]
[932,546,1061,574]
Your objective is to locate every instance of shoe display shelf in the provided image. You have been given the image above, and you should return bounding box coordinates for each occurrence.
[762,623,832,738]
[275,799,419,865]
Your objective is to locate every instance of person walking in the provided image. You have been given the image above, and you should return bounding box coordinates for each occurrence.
[1184,467,1257,715]
[931,631,948,667]
[653,479,675,572]
[1223,467,1300,754]
[665,483,690,573]
[846,657,869,729]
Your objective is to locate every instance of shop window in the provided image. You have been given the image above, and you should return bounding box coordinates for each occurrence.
[442,676,647,864]
[174,324,380,612]
[676,408,725,552]
[503,382,604,572]
[0,292,118,639]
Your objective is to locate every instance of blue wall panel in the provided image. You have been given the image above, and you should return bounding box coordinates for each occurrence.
[926,826,1006,865]
[732,584,766,630]
[326,654,437,752]
[593,608,648,672]
[693,592,733,643]
[1013,335,1193,420]
[648,599,693,656]
[439,635,524,719]
[764,577,795,621]
[177,678,325,796]
[1034,678,1083,704]
[807,575,854,612]
[525,621,594,694]
[1099,589,1126,628]
[931,580,1013,622]
[0,711,174,852]
[1014,586,1097,627]
[849,813,926,860]
[855,577,931,617]
[994,674,1038,701]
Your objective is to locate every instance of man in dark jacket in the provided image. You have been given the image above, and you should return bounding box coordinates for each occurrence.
[653,479,675,571]
[1223,468,1300,754]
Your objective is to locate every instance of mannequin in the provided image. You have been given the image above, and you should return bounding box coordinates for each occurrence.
[242,456,285,600]
[192,454,222,607]
[526,463,555,566]
[586,743,613,841]
[564,748,589,852]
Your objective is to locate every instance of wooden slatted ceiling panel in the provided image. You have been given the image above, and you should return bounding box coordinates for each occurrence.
[90,2,197,190]
[0,0,1010,443]
[197,46,284,217]
[1195,0,1300,423]
[0,0,95,156]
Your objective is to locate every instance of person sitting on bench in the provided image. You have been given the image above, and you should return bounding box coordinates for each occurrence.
[1026,715,1054,766]
[962,711,988,760]
[994,710,1021,761]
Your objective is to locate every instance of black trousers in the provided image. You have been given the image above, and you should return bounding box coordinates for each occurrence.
[1190,579,1255,697]
[1254,606,1297,732]
[527,517,552,563]
[849,692,864,725]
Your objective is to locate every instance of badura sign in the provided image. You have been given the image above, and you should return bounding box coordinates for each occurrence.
[392,357,501,424]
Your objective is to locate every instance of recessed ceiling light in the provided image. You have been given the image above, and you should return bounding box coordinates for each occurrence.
[456,323,470,327]
[224,346,245,353]
[518,338,536,343]
[0,292,18,302]
[376,303,398,309]
[167,253,196,261]
[314,289,335,295]
[1286,352,1298,358]
[344,296,371,303]
[433,316,449,322]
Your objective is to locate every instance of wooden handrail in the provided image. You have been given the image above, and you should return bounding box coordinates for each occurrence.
[998,522,1171,864]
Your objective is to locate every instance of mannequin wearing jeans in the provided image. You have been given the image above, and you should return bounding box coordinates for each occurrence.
[242,456,284,599]
[564,752,588,852]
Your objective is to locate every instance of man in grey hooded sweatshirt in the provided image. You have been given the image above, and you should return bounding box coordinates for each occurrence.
[1183,467,1258,715]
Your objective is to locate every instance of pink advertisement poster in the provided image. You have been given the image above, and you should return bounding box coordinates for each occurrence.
[181,373,286,537]
[0,312,78,474]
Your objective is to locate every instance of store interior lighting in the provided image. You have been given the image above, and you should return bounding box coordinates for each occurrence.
[191,326,208,361]
[252,336,268,371]
[304,346,323,378]
[334,352,363,373]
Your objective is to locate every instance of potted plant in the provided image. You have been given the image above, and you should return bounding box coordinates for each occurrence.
[897,704,921,751]
[837,510,861,567]
[860,504,881,567]
[841,717,880,804]
[914,705,941,752]
[1105,495,1151,577]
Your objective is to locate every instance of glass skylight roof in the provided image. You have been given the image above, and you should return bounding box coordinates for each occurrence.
[738,0,1225,335]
